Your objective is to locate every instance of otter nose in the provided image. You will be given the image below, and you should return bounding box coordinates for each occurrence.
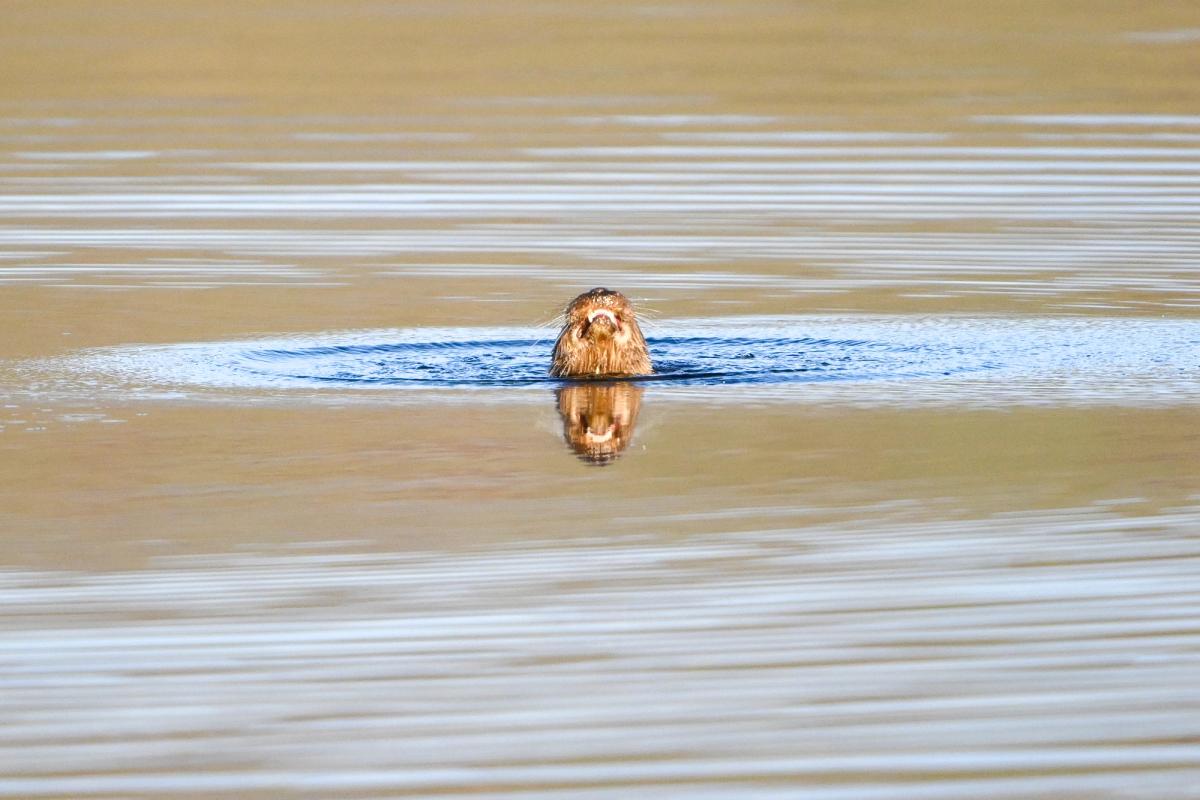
[586,308,619,328]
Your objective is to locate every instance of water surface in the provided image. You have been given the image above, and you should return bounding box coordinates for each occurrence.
[2,2,1199,797]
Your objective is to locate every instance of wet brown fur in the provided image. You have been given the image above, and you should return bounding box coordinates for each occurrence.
[550,288,653,378]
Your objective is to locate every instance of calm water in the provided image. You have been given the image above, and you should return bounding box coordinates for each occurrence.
[2,2,1200,797]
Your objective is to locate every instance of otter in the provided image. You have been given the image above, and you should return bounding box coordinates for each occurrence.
[550,288,653,378]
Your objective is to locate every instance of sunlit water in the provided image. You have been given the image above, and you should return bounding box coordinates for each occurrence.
[2,2,1200,798]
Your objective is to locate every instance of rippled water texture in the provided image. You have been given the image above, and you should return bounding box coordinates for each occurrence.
[2,2,1200,798]
[64,316,1200,409]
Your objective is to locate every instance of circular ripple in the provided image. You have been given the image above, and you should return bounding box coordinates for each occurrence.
[62,316,1199,407]
[229,331,964,388]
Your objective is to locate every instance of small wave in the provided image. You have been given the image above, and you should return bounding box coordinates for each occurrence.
[220,331,966,389]
[59,316,1199,408]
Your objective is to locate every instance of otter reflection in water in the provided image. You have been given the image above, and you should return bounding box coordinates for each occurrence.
[550,288,653,378]
[555,381,644,466]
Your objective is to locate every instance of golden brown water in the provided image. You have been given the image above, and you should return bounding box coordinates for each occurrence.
[2,2,1200,797]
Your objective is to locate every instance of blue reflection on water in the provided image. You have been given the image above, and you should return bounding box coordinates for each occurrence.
[228,330,983,388]
[76,316,1199,408]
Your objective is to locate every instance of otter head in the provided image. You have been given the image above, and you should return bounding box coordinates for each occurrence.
[550,288,653,378]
